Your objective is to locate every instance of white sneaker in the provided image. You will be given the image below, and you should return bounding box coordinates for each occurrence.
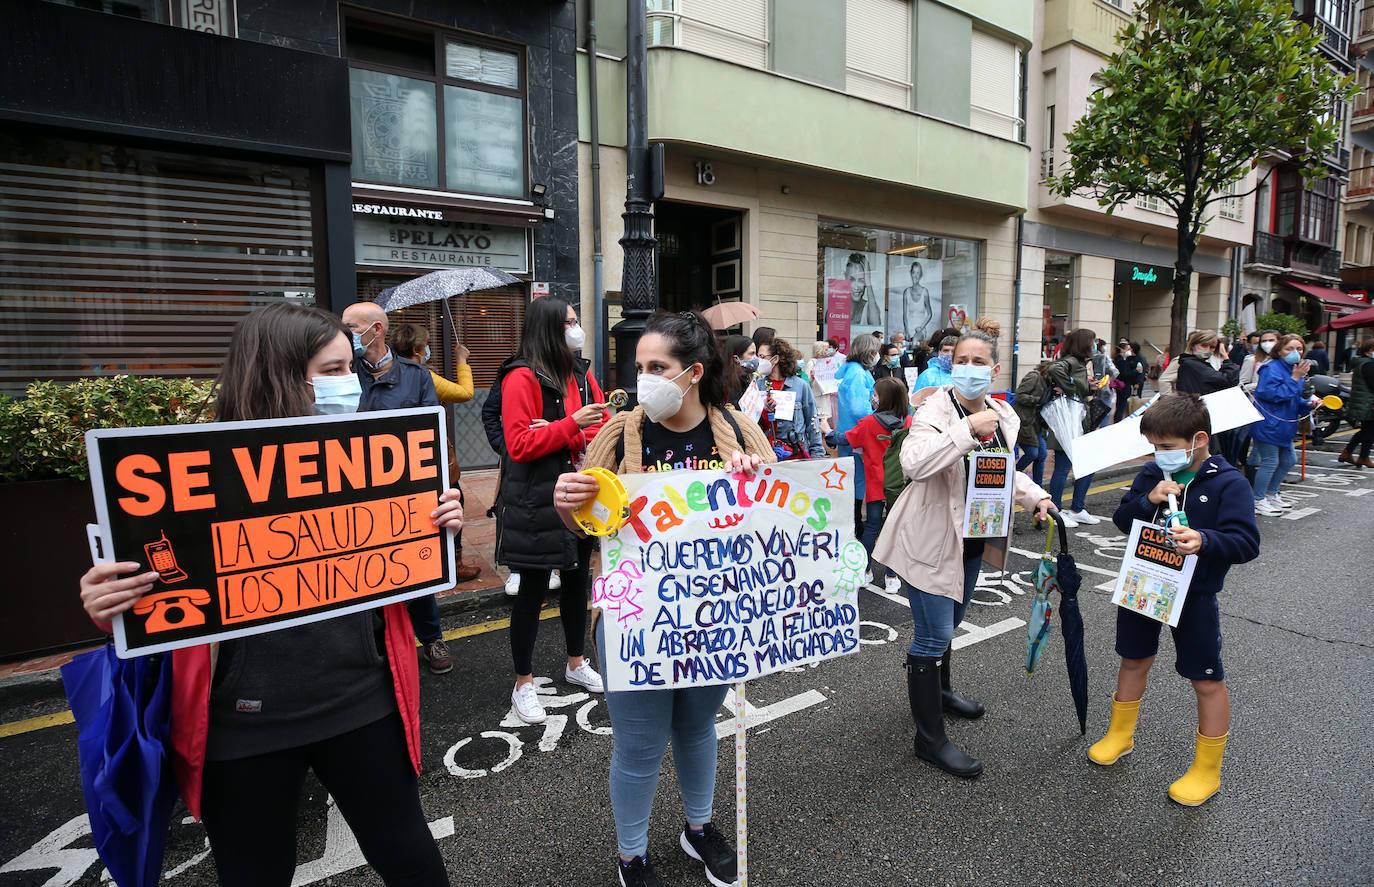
[565,662,604,693]
[549,570,562,590]
[504,573,520,596]
[1269,494,1293,510]
[511,682,546,724]
[1064,509,1100,525]
[862,569,874,586]
[1254,498,1282,516]
[1057,510,1079,529]
[884,574,902,596]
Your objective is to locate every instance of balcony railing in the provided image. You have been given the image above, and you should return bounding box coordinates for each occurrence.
[1314,14,1352,60]
[1041,148,1055,181]
[1350,165,1374,197]
[1355,85,1374,119]
[1251,230,1286,267]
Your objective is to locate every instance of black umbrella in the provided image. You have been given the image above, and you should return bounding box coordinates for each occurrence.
[1048,510,1089,734]
[374,268,522,348]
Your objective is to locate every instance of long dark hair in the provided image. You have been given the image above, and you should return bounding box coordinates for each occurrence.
[1061,328,1096,362]
[217,303,349,422]
[725,334,753,391]
[644,310,729,406]
[520,296,574,383]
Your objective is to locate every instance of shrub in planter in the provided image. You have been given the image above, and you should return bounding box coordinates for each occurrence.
[0,376,217,483]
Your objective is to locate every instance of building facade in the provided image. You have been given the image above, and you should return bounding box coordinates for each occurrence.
[1339,0,1374,360]
[1023,0,1255,371]
[0,0,579,468]
[577,0,1036,390]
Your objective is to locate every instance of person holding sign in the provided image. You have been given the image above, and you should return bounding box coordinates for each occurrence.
[1091,395,1259,806]
[873,319,1055,778]
[495,296,609,725]
[755,338,824,461]
[554,310,773,887]
[78,303,462,887]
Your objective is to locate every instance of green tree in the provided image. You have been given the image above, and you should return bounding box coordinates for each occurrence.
[1049,0,1353,357]
[1254,311,1309,337]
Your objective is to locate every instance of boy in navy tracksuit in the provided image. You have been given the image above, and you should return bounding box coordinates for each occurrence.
[1089,395,1260,805]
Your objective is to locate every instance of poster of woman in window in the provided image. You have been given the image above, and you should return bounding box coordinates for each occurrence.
[824,248,886,333]
[886,256,943,343]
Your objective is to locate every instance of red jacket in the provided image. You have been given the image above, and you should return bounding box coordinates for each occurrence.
[843,413,912,503]
[501,366,606,463]
[96,603,421,820]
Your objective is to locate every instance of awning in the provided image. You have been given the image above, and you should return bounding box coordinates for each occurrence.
[1283,279,1372,312]
[1314,303,1374,333]
[351,184,547,228]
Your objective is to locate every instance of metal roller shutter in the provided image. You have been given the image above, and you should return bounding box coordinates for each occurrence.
[845,0,912,107]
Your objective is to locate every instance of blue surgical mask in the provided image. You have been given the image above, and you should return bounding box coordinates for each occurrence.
[311,375,362,414]
[936,354,952,373]
[1283,350,1302,365]
[1154,436,1200,474]
[887,356,900,367]
[422,346,431,363]
[950,364,992,400]
[351,331,365,353]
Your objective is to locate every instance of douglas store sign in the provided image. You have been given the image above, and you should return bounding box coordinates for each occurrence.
[353,209,529,274]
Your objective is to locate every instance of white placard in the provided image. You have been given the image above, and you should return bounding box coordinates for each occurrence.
[812,356,843,394]
[738,385,765,423]
[593,460,862,691]
[904,367,921,389]
[771,390,797,422]
[1063,387,1263,477]
[1110,519,1198,626]
[961,452,1013,538]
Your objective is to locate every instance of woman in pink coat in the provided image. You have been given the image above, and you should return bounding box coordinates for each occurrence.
[873,319,1055,779]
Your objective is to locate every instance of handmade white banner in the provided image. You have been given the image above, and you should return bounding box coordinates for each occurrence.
[812,355,842,394]
[1063,387,1262,477]
[593,460,862,691]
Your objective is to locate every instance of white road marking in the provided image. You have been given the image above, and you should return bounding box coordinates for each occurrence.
[715,689,828,740]
[952,616,1026,650]
[1008,546,1121,577]
[1280,507,1320,520]
[1347,488,1372,497]
[864,581,907,606]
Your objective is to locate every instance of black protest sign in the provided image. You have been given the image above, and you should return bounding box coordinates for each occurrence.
[86,407,454,657]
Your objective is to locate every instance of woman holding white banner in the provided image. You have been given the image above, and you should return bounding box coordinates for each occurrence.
[874,319,1055,779]
[78,303,463,887]
[554,310,774,887]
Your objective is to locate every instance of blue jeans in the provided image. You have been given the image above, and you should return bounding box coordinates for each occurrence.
[861,500,886,568]
[596,622,727,857]
[1250,439,1296,498]
[904,553,982,657]
[406,594,441,645]
[1016,436,1047,487]
[1048,449,1094,513]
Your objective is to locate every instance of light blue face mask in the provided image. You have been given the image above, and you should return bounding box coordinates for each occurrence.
[351,331,365,352]
[311,375,362,415]
[422,346,431,363]
[1154,435,1200,474]
[1283,350,1302,365]
[950,364,992,399]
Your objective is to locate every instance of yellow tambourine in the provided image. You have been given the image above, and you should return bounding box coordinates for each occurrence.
[572,467,631,536]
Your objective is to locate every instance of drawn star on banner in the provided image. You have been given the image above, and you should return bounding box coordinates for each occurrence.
[821,462,847,491]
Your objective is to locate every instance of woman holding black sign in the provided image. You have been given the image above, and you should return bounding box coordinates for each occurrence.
[874,319,1055,779]
[78,302,463,887]
[553,310,774,887]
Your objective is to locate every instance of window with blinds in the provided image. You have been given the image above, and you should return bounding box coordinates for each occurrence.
[845,0,912,108]
[677,0,769,69]
[0,132,317,396]
[969,29,1020,139]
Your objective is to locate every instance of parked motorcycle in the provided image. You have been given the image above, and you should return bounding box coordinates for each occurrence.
[1309,374,1351,444]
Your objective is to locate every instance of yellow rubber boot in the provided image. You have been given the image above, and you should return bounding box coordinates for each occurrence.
[1088,694,1141,765]
[1168,731,1227,806]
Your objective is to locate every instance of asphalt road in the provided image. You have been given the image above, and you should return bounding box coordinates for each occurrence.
[2,445,1372,887]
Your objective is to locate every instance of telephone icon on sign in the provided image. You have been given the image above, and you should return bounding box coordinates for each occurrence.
[133,588,211,633]
[144,530,188,584]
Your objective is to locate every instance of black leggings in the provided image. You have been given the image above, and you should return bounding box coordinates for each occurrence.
[1348,419,1374,459]
[200,713,447,887]
[511,542,592,675]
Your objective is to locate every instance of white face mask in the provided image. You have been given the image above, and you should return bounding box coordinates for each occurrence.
[1260,340,1275,354]
[637,366,694,423]
[754,356,773,377]
[310,375,362,415]
[565,324,586,350]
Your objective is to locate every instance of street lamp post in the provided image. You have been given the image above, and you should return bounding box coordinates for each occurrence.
[611,0,657,402]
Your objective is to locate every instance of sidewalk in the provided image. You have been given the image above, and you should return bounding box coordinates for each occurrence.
[0,456,1151,696]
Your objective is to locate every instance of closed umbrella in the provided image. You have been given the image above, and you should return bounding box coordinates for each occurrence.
[1049,510,1089,734]
[1027,518,1058,674]
[62,645,177,887]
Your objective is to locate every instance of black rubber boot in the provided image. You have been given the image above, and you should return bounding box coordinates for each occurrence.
[907,654,982,778]
[940,645,985,719]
